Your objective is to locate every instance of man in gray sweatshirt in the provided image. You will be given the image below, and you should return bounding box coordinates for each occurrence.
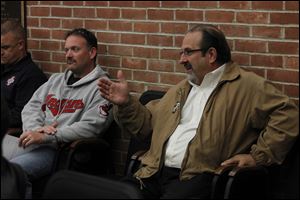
[2,28,113,191]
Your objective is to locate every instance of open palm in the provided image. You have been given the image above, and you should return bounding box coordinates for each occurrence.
[98,70,129,105]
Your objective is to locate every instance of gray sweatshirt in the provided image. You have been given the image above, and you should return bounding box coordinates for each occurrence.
[22,65,113,144]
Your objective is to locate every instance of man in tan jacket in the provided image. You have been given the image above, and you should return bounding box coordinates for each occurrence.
[98,24,298,199]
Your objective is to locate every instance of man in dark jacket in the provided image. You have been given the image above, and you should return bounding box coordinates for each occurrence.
[1,19,47,134]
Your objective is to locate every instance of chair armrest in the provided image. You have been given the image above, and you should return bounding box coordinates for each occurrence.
[126,150,147,176]
[224,165,269,199]
[54,138,111,175]
[68,138,109,149]
[211,165,236,199]
[130,150,147,160]
[6,128,23,137]
[214,164,236,175]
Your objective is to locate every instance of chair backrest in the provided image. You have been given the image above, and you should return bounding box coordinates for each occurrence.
[42,170,142,199]
[138,90,166,105]
[124,90,166,175]
[53,108,116,176]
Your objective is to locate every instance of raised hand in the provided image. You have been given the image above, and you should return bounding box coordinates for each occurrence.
[98,70,130,105]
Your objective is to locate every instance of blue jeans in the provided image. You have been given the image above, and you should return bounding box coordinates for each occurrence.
[10,145,57,181]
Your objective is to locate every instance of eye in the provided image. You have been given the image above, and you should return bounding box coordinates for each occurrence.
[1,45,10,50]
[72,47,81,52]
[179,49,192,56]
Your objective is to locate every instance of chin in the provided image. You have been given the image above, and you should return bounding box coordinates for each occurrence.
[187,73,200,85]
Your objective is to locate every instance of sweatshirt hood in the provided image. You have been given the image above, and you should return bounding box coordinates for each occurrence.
[63,65,108,87]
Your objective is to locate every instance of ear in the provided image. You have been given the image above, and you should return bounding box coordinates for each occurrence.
[89,47,97,60]
[207,47,217,64]
[18,40,25,51]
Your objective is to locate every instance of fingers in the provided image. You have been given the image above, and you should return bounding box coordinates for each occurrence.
[98,70,129,105]
[36,127,43,133]
[19,133,32,148]
[221,154,256,167]
[43,126,57,135]
[35,125,57,135]
[221,157,239,166]
[98,78,112,97]
[98,77,112,88]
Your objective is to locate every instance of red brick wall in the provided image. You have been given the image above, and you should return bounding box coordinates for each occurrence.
[26,1,299,175]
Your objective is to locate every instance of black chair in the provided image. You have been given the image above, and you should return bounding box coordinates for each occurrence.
[223,137,299,199]
[42,170,142,199]
[33,121,115,198]
[54,136,113,175]
[210,165,237,199]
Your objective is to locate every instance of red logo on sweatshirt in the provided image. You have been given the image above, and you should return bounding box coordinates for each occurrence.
[42,94,84,116]
[98,103,112,117]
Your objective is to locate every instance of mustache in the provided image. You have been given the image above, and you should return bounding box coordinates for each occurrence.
[67,58,76,64]
[184,62,192,70]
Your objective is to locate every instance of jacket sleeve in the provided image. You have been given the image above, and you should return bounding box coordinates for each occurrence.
[250,79,299,165]
[43,90,113,143]
[113,95,154,140]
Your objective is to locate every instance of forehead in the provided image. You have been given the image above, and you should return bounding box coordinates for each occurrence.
[64,35,87,47]
[181,31,202,49]
[1,32,17,44]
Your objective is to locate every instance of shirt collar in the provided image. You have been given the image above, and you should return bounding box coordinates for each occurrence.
[189,63,226,88]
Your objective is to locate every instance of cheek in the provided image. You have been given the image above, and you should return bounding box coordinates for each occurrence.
[77,52,89,60]
[5,51,15,59]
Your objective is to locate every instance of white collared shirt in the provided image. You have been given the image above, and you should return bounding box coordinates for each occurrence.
[164,64,226,168]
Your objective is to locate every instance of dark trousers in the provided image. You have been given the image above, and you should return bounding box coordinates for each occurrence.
[121,167,213,199]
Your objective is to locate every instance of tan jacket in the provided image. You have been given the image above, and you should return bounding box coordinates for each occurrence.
[114,62,299,180]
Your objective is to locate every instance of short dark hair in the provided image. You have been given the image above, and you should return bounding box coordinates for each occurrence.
[1,19,26,40]
[65,28,98,50]
[188,24,231,65]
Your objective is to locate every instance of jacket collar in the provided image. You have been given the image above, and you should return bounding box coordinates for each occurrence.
[2,53,32,74]
[219,62,240,82]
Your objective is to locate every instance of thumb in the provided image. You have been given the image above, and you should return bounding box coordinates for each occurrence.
[117,70,126,82]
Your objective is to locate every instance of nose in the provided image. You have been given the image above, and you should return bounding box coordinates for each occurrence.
[179,53,188,65]
[65,49,72,58]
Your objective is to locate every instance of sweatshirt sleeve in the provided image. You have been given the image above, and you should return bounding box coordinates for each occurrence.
[21,82,48,131]
[43,90,113,143]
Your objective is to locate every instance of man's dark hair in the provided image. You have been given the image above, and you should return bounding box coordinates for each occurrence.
[65,28,98,63]
[188,24,231,65]
[1,19,26,40]
[65,28,98,50]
